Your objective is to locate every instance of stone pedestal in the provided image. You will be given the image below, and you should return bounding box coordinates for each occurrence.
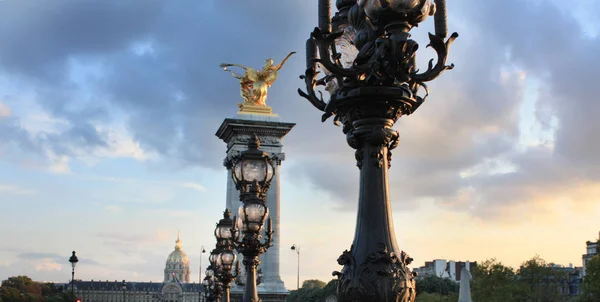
[216,114,295,301]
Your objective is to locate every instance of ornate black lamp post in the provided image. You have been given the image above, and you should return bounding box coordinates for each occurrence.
[68,251,78,302]
[203,264,222,302]
[230,135,275,302]
[299,0,458,301]
[214,209,240,302]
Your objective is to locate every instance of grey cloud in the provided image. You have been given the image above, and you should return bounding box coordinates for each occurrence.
[18,252,64,260]
[1,0,599,221]
[467,0,600,166]
[287,0,600,220]
[0,0,317,170]
[0,0,164,79]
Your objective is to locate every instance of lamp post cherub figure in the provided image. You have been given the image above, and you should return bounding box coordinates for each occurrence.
[220,52,296,110]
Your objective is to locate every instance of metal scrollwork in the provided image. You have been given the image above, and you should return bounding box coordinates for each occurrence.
[355,149,363,169]
[224,150,241,169]
[299,0,458,125]
[333,244,417,302]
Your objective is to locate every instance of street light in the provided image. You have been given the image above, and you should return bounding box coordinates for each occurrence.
[230,135,275,302]
[203,266,215,302]
[298,0,458,301]
[200,245,206,302]
[207,250,224,302]
[290,245,300,291]
[214,209,240,302]
[68,251,78,302]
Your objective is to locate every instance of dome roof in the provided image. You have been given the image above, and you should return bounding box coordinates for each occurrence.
[166,231,190,265]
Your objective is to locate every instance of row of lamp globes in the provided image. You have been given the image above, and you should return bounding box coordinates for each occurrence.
[204,134,274,302]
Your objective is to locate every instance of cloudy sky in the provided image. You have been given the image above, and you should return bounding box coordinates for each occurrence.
[1,0,599,288]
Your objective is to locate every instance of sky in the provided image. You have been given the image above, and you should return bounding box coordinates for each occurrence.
[0,0,600,289]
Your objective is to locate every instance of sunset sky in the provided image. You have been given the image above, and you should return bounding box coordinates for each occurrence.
[1,0,599,289]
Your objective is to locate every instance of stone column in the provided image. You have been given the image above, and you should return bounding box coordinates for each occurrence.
[216,115,295,301]
[458,265,472,302]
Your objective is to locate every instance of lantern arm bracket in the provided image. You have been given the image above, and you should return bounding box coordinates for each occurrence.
[261,218,274,249]
[409,32,459,84]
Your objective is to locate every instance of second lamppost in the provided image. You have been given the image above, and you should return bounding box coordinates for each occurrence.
[68,251,78,302]
[214,209,240,302]
[230,135,275,302]
[290,245,300,291]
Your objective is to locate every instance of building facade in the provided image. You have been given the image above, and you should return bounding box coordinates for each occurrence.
[73,233,205,302]
[413,259,477,282]
[582,233,599,277]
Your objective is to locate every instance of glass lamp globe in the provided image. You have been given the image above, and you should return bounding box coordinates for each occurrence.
[231,135,275,192]
[359,0,435,25]
[215,209,234,241]
[219,250,236,270]
[238,203,269,232]
[206,269,214,278]
[234,158,273,183]
[215,224,232,240]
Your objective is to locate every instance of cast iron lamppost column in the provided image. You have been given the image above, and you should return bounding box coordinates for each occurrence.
[230,135,275,302]
[68,251,78,302]
[290,245,300,291]
[214,209,240,302]
[200,245,206,302]
[298,0,458,301]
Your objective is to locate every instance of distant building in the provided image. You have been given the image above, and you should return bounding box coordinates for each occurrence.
[547,264,583,297]
[71,233,205,302]
[582,232,599,277]
[413,260,476,282]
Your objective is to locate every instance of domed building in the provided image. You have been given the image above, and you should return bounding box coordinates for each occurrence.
[164,231,191,283]
[72,232,204,302]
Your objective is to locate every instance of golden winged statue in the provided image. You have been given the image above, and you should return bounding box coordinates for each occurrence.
[220,52,296,110]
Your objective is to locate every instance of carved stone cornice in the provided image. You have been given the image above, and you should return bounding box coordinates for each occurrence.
[215,118,295,151]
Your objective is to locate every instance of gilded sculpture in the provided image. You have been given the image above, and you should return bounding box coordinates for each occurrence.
[220,52,295,113]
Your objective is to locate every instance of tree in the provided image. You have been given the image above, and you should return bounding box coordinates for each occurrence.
[286,279,335,302]
[470,258,520,302]
[1,276,35,293]
[0,276,65,302]
[580,254,600,301]
[302,279,326,289]
[416,275,459,296]
[516,255,568,302]
[0,286,23,302]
